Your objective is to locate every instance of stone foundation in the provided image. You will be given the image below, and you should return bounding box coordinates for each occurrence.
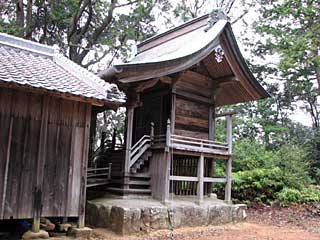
[86,196,247,235]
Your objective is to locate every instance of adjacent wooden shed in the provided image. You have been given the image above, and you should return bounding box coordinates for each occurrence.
[0,33,122,230]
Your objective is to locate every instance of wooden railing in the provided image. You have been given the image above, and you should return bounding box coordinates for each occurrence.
[127,122,154,170]
[170,134,229,156]
[165,112,234,203]
[152,117,232,157]
[86,163,112,188]
[129,135,152,168]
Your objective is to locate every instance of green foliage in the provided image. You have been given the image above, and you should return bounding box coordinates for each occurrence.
[226,139,312,203]
[0,0,165,68]
[232,168,285,203]
[276,145,311,189]
[233,140,275,171]
[276,186,320,205]
[276,188,302,205]
[255,0,320,128]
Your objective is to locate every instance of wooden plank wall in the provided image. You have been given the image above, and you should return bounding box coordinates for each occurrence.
[0,88,91,219]
[174,97,209,139]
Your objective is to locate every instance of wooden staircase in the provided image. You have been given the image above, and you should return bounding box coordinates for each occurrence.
[130,150,152,173]
[89,124,155,196]
[105,147,153,196]
[107,172,151,196]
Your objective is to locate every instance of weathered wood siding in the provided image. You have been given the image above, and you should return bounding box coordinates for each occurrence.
[174,97,209,139]
[0,88,91,219]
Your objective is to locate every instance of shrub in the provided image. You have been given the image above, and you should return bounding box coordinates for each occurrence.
[300,186,320,202]
[276,186,320,205]
[233,139,275,172]
[276,145,311,189]
[231,168,284,203]
[276,188,302,205]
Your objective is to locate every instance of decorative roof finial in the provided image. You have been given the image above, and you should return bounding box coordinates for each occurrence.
[204,9,229,32]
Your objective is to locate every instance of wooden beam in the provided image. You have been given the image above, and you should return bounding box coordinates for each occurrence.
[169,176,198,182]
[175,89,213,105]
[204,177,226,183]
[216,111,237,118]
[135,79,159,92]
[0,82,119,107]
[159,76,172,84]
[220,34,261,100]
[172,149,229,159]
[214,75,236,84]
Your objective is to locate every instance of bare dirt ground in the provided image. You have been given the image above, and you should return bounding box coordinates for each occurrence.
[91,203,320,240]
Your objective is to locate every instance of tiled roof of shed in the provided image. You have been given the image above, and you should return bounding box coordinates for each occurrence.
[0,33,123,106]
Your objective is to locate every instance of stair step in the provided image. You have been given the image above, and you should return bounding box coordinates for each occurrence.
[107,187,151,194]
[125,172,151,178]
[129,180,150,186]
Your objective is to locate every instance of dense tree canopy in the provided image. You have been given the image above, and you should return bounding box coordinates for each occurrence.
[0,0,165,68]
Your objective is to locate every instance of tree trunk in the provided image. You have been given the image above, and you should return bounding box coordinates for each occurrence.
[25,0,33,39]
[15,0,24,37]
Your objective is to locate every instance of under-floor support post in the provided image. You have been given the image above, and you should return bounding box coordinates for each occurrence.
[32,187,42,233]
[225,114,233,203]
[163,151,171,203]
[197,153,204,204]
[225,156,232,203]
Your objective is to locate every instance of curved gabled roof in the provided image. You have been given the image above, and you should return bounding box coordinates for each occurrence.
[99,11,269,106]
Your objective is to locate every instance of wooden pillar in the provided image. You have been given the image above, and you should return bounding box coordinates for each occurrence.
[33,96,49,232]
[208,106,215,140]
[124,106,134,173]
[78,104,91,228]
[171,92,176,133]
[207,105,215,195]
[163,151,171,203]
[197,153,204,204]
[225,115,233,203]
[165,119,171,152]
[150,122,154,141]
[1,117,13,219]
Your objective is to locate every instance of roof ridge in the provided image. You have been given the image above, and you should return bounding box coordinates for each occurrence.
[137,14,210,49]
[0,32,55,56]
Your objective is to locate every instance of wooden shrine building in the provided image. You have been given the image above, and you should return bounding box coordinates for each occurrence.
[0,33,122,231]
[98,10,269,203]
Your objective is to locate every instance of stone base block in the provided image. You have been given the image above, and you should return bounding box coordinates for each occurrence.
[86,198,247,235]
[68,227,92,240]
[22,230,49,239]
